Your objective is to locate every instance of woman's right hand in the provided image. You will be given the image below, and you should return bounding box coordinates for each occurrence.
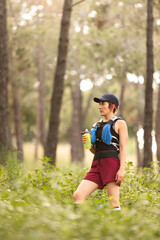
[82,134,87,144]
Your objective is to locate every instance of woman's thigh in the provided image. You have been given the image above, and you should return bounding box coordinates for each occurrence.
[73,180,98,202]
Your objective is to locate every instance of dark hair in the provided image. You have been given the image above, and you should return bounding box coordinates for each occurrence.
[108,102,116,113]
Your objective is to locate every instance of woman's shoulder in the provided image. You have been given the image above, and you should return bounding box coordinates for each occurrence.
[116,118,128,130]
[117,118,126,123]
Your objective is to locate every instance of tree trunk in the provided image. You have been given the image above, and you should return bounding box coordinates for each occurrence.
[0,0,12,164]
[70,85,84,162]
[12,83,23,162]
[136,124,143,169]
[143,0,154,168]
[136,134,142,168]
[45,0,73,165]
[35,42,46,160]
[118,81,125,117]
[136,83,144,168]
[155,83,160,166]
[35,101,40,161]
[81,92,93,128]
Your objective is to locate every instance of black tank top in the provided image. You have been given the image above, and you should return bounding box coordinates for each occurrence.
[93,120,120,161]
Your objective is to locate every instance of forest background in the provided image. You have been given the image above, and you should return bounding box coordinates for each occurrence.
[2,0,160,169]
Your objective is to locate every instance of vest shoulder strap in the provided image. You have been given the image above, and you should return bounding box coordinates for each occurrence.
[92,119,103,128]
[110,116,122,125]
[94,116,122,127]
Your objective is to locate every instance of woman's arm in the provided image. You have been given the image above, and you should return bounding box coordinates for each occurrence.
[115,120,128,184]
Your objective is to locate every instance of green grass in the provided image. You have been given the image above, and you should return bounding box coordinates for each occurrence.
[0,157,160,240]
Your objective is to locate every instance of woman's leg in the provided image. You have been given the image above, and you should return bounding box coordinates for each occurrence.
[106,182,120,207]
[73,180,98,203]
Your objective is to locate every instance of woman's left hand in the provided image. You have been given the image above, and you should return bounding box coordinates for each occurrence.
[115,169,125,185]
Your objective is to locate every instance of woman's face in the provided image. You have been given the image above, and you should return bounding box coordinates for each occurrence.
[98,101,111,116]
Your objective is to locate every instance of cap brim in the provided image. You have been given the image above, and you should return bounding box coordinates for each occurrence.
[93,97,107,103]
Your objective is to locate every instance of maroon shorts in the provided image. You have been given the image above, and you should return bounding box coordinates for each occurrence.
[83,158,120,189]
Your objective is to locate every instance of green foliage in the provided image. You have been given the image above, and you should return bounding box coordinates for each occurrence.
[0,158,160,239]
[6,156,22,190]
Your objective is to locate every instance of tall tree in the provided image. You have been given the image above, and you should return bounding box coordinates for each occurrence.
[136,82,144,168]
[12,83,23,162]
[155,0,160,168]
[0,0,12,164]
[155,84,160,166]
[143,0,154,168]
[45,0,73,165]
[118,81,126,118]
[35,42,46,160]
[70,84,84,162]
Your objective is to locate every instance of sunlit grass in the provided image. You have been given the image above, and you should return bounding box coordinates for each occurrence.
[23,137,137,169]
[23,142,43,170]
[23,142,92,169]
[56,143,71,168]
[126,137,137,166]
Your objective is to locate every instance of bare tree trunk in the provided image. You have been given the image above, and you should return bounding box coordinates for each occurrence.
[136,124,143,169]
[81,92,93,129]
[0,0,12,164]
[136,82,144,168]
[70,86,93,162]
[45,0,73,165]
[118,81,125,117]
[143,0,154,168]
[136,134,142,168]
[12,83,23,162]
[70,85,84,162]
[155,83,160,166]
[35,90,41,160]
[35,42,46,160]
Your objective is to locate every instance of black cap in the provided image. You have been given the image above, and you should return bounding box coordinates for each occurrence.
[93,93,119,108]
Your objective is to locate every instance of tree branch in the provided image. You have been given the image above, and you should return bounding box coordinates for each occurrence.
[72,0,87,8]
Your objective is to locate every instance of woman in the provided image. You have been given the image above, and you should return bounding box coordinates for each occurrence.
[73,93,128,210]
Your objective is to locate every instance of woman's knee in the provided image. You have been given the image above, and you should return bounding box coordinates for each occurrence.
[73,192,78,202]
[73,191,85,202]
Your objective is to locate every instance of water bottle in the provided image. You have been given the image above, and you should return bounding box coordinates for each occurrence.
[81,129,91,149]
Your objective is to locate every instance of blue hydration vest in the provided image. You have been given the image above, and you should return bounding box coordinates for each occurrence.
[90,116,121,145]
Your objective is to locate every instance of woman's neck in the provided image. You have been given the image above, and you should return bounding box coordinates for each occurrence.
[103,113,114,122]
